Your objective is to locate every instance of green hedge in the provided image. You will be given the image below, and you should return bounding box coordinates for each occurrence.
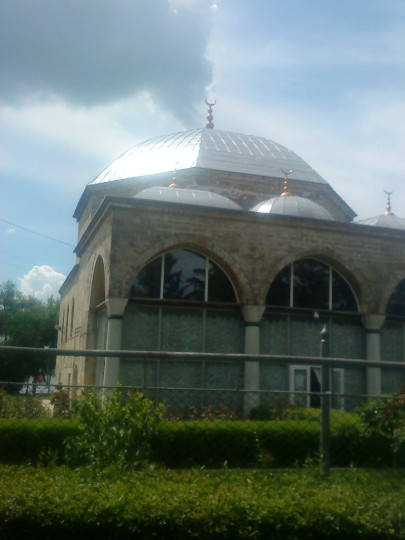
[0,419,81,465]
[0,466,404,539]
[0,417,401,468]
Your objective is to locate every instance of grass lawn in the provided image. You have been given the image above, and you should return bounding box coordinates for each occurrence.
[0,465,404,538]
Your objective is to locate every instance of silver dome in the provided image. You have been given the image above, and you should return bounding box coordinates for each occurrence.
[90,128,327,185]
[250,196,335,221]
[356,214,405,230]
[134,186,242,210]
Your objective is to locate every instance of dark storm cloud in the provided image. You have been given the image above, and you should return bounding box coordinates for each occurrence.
[0,0,213,122]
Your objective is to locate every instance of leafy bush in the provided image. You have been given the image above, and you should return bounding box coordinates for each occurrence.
[0,418,80,465]
[0,466,404,538]
[249,399,306,420]
[0,388,50,418]
[357,388,405,466]
[66,389,165,470]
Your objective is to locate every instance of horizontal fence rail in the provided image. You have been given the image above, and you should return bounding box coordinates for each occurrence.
[0,346,404,485]
[2,345,405,369]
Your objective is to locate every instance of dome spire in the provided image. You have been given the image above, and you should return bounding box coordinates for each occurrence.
[169,164,180,189]
[280,169,293,197]
[205,98,216,129]
[384,190,394,216]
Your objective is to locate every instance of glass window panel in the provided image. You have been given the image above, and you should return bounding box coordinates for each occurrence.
[344,368,365,410]
[208,261,236,303]
[130,257,162,298]
[332,271,358,312]
[294,370,307,392]
[290,316,320,356]
[205,310,244,353]
[260,363,288,391]
[161,307,203,352]
[381,368,405,394]
[122,305,159,350]
[119,359,145,387]
[293,259,329,309]
[386,279,405,316]
[163,250,205,301]
[266,265,290,306]
[260,313,288,354]
[330,317,364,359]
[381,320,403,362]
[204,362,244,390]
[332,368,344,410]
[159,360,202,388]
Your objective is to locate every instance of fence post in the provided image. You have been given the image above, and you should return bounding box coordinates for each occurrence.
[320,325,330,477]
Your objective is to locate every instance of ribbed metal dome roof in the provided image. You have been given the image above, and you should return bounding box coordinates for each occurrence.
[356,214,405,230]
[250,196,335,221]
[90,128,327,185]
[134,186,241,210]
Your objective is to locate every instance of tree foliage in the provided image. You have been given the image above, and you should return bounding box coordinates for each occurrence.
[0,281,59,390]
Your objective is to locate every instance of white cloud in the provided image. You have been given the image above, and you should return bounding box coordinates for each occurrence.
[6,228,16,234]
[19,265,65,301]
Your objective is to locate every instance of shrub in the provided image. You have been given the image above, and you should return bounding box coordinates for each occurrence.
[0,418,80,465]
[65,389,165,470]
[0,388,50,418]
[356,387,405,466]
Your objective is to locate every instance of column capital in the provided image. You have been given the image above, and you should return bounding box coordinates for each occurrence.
[105,298,128,318]
[241,305,266,324]
[361,314,385,332]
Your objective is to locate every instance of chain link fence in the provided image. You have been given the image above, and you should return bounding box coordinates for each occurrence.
[0,346,404,486]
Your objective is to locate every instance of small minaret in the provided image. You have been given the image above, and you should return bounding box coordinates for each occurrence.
[205,98,216,129]
[384,190,394,216]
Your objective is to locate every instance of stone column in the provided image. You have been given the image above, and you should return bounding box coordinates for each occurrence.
[103,298,128,388]
[242,305,265,412]
[361,314,385,397]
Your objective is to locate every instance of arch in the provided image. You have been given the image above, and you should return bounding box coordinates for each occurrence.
[386,278,405,317]
[120,236,254,303]
[256,248,360,307]
[130,248,238,304]
[265,257,359,312]
[89,255,106,309]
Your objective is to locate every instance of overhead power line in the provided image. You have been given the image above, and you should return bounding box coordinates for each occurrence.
[0,218,74,247]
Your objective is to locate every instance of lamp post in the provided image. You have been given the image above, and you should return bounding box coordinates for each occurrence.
[320,325,330,477]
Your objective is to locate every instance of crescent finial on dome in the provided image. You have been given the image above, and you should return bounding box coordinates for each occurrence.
[205,98,216,129]
[384,190,394,216]
[280,169,293,197]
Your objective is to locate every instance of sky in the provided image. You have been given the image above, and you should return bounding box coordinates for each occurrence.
[1,0,404,301]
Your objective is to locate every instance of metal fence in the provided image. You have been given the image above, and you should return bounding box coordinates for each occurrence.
[0,346,404,484]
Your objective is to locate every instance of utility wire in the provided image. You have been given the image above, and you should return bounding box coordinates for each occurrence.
[0,218,74,247]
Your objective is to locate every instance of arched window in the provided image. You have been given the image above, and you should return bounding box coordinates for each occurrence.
[266,259,358,312]
[122,250,244,397]
[130,249,237,303]
[262,259,362,408]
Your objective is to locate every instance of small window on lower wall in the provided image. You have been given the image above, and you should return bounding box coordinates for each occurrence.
[289,365,344,410]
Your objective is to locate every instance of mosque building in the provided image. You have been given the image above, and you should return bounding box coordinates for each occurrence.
[56,104,405,408]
